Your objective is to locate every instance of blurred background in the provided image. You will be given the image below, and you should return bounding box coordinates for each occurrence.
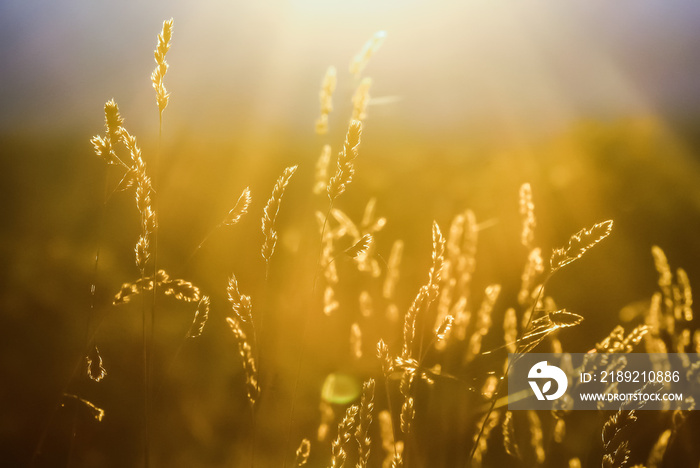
[2,1,700,466]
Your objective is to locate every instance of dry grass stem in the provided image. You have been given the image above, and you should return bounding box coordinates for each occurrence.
[427,221,446,303]
[294,438,311,467]
[466,284,500,360]
[327,121,362,201]
[519,248,544,305]
[152,18,173,113]
[345,233,373,259]
[113,270,201,304]
[262,165,298,268]
[360,198,379,230]
[553,418,566,444]
[351,322,363,359]
[550,220,613,272]
[104,100,124,153]
[329,404,359,468]
[452,296,471,341]
[652,245,673,301]
[163,279,201,302]
[227,274,253,325]
[472,411,500,468]
[323,285,339,316]
[318,221,339,285]
[527,411,545,465]
[401,286,429,360]
[354,204,384,276]
[118,127,156,273]
[383,240,404,299]
[376,339,394,376]
[519,183,536,248]
[390,448,404,468]
[225,317,259,406]
[436,315,454,341]
[462,210,478,266]
[62,394,105,422]
[317,401,335,442]
[330,209,361,239]
[359,291,373,317]
[222,187,252,226]
[187,296,210,338]
[602,410,636,468]
[86,345,107,382]
[378,410,398,468]
[515,310,583,354]
[502,411,521,459]
[399,371,415,434]
[352,77,372,122]
[481,376,498,400]
[315,66,337,134]
[676,267,693,321]
[314,145,332,194]
[503,308,518,354]
[595,325,649,353]
[91,100,126,166]
[349,31,386,77]
[355,379,375,468]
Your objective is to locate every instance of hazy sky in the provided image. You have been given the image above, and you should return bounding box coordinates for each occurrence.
[2,0,700,138]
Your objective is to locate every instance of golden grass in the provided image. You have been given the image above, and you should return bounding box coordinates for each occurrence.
[37,16,699,468]
[329,404,360,468]
[354,378,375,468]
[85,345,106,382]
[602,409,636,468]
[261,165,298,271]
[186,295,210,339]
[226,317,259,407]
[151,18,173,114]
[349,31,386,77]
[223,187,252,226]
[62,394,105,422]
[112,270,201,304]
[519,182,536,248]
[550,219,614,272]
[314,145,333,194]
[315,67,337,135]
[327,120,362,201]
[294,438,311,467]
[351,77,372,122]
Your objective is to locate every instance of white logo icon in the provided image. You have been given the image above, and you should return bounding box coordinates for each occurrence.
[528,361,568,401]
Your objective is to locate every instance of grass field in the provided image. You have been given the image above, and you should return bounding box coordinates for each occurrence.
[2,5,700,468]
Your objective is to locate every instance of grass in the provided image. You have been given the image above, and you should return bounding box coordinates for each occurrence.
[19,17,700,468]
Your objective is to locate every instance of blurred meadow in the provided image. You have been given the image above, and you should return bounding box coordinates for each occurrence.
[2,1,700,467]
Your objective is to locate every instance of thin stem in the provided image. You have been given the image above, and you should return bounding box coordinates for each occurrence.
[66,410,79,468]
[282,330,307,468]
[249,403,257,468]
[183,224,221,269]
[311,201,334,294]
[384,377,400,460]
[140,270,150,468]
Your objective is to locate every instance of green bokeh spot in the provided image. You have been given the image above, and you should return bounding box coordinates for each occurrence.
[321,372,361,405]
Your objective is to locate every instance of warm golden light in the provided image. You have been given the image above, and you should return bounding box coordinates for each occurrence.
[5,3,700,467]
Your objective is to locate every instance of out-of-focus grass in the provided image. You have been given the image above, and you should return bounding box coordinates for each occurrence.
[2,111,700,466]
